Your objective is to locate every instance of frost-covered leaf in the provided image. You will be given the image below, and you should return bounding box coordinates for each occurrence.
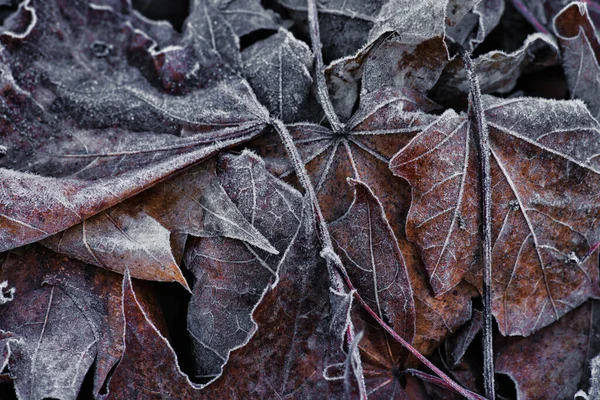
[278,0,483,62]
[104,271,202,399]
[199,198,349,397]
[184,151,304,377]
[0,245,125,399]
[554,2,600,119]
[390,96,600,335]
[329,179,415,397]
[326,33,448,120]
[432,33,558,102]
[446,0,504,52]
[0,0,269,252]
[252,86,473,354]
[242,29,314,122]
[212,0,282,37]
[42,157,276,285]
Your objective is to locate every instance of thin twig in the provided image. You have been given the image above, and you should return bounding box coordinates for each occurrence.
[306,0,344,133]
[270,119,367,399]
[453,41,495,400]
[582,239,600,264]
[509,0,551,34]
[403,369,487,400]
[334,266,485,400]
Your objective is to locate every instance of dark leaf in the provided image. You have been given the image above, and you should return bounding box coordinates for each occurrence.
[554,2,600,119]
[242,29,314,122]
[495,301,598,399]
[200,198,350,398]
[184,151,304,377]
[0,0,269,252]
[104,270,201,399]
[432,33,558,103]
[329,179,415,397]
[0,245,126,399]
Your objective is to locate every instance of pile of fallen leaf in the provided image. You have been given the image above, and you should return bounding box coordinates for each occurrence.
[1,0,600,398]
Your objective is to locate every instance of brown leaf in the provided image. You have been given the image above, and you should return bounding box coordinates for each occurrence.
[390,96,600,335]
[329,179,415,397]
[184,151,304,377]
[104,271,201,399]
[42,157,276,286]
[252,86,473,354]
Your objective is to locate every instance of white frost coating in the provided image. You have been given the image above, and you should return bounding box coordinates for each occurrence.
[2,0,37,40]
[0,281,15,304]
[575,354,600,399]
[553,2,600,119]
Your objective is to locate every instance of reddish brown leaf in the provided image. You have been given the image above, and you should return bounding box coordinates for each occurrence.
[391,96,600,335]
[184,151,304,377]
[329,179,415,397]
[104,271,201,399]
[253,86,474,354]
[42,157,276,286]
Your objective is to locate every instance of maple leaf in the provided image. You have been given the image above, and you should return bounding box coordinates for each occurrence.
[390,95,600,335]
[42,157,277,286]
[184,151,304,377]
[329,179,415,397]
[0,0,270,253]
[0,245,127,399]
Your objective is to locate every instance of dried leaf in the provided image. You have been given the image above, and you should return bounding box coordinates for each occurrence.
[0,245,124,399]
[432,33,559,102]
[242,29,314,122]
[495,301,597,399]
[42,158,276,285]
[184,151,304,377]
[201,197,349,398]
[104,271,201,399]
[390,96,600,335]
[554,2,600,119]
[0,0,269,252]
[329,179,415,397]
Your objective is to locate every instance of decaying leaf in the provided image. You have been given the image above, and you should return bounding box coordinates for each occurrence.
[0,245,125,399]
[495,300,598,399]
[184,151,304,377]
[42,157,276,286]
[391,96,600,335]
[1,0,600,398]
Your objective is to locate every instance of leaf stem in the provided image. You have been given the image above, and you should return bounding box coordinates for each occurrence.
[334,266,485,400]
[403,369,487,400]
[306,0,344,133]
[453,41,495,400]
[270,119,367,399]
[509,0,551,34]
